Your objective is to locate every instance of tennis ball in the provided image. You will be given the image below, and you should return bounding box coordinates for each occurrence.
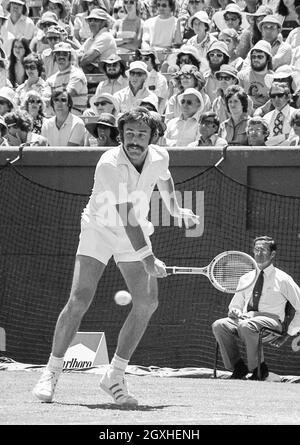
[114,290,132,306]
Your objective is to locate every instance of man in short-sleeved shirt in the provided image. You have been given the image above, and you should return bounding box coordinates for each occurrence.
[4,0,35,41]
[78,8,117,74]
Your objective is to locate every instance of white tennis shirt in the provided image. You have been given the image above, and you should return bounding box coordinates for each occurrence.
[82,144,171,236]
[230,264,300,336]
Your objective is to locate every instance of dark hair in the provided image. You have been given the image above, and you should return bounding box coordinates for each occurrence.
[103,60,126,77]
[276,0,289,16]
[23,90,45,117]
[176,53,200,70]
[8,38,31,88]
[154,0,176,13]
[117,107,158,143]
[224,11,242,26]
[251,49,273,70]
[4,109,33,133]
[247,116,269,140]
[23,53,44,77]
[225,85,248,113]
[200,111,220,129]
[253,236,277,252]
[50,89,73,110]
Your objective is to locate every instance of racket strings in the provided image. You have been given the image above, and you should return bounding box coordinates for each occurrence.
[212,254,256,292]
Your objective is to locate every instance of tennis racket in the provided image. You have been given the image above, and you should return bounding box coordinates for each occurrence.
[166,251,259,293]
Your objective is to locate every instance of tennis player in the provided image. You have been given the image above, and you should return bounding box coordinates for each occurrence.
[33,107,200,406]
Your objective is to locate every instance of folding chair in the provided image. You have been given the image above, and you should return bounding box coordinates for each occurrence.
[257,301,295,380]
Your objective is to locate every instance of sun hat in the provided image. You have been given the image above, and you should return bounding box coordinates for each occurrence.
[90,92,118,112]
[85,113,118,139]
[135,48,160,65]
[207,40,230,58]
[177,44,201,63]
[37,11,58,29]
[223,4,243,20]
[188,11,211,29]
[140,95,158,112]
[126,61,148,77]
[7,0,28,15]
[247,5,272,19]
[100,53,127,71]
[178,88,204,113]
[257,15,282,32]
[53,42,72,53]
[0,5,8,20]
[250,40,272,58]
[0,87,16,109]
[85,8,109,21]
[215,64,238,81]
[46,25,62,37]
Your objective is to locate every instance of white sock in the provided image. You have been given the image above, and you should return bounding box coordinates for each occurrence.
[46,354,64,372]
[109,353,129,378]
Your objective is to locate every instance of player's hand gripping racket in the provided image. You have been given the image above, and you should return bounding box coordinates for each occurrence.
[166,251,259,293]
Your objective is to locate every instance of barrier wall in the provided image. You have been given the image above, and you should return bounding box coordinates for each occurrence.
[0,147,300,374]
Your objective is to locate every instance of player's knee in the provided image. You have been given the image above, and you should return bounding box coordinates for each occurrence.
[67,287,94,316]
[133,291,159,316]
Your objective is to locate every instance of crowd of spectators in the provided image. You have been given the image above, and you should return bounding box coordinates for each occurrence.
[0,0,300,147]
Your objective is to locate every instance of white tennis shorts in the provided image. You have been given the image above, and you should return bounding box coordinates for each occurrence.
[76,222,152,265]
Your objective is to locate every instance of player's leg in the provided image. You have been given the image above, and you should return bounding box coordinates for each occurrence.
[100,261,158,406]
[33,255,106,402]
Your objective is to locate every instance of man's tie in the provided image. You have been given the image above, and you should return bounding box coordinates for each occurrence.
[273,111,283,135]
[247,270,264,312]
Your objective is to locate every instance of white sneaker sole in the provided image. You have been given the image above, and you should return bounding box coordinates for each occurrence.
[32,387,54,403]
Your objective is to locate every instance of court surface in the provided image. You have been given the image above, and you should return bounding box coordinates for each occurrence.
[2,370,300,425]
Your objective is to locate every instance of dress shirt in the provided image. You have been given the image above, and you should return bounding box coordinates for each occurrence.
[164,109,202,147]
[229,263,300,336]
[4,15,35,41]
[113,85,157,114]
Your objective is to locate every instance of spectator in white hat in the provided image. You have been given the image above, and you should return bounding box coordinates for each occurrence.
[212,64,240,123]
[113,61,157,114]
[185,11,217,65]
[43,41,88,116]
[4,0,35,42]
[212,3,249,35]
[218,28,243,71]
[164,87,205,146]
[0,86,16,116]
[238,40,274,110]
[176,0,207,44]
[41,26,62,78]
[77,8,117,74]
[203,40,230,103]
[74,0,110,44]
[257,15,292,71]
[30,11,59,55]
[136,48,168,114]
[0,5,14,58]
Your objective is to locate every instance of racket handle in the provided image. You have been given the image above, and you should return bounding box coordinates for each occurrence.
[165,266,175,275]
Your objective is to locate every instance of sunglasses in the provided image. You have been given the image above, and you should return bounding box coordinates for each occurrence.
[28,99,42,104]
[129,71,145,76]
[53,97,68,103]
[248,128,264,134]
[201,120,216,126]
[124,0,135,3]
[47,36,60,41]
[179,57,191,64]
[270,93,287,99]
[157,2,168,7]
[94,100,112,106]
[181,99,196,105]
[142,55,151,61]
[217,75,232,81]
[189,0,202,3]
[224,15,239,21]
[0,100,9,106]
[24,64,37,70]
[208,52,224,58]
[42,22,55,27]
[261,24,278,31]
[251,54,265,60]
[180,73,194,79]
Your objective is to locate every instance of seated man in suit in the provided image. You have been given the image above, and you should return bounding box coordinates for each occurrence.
[212,235,300,381]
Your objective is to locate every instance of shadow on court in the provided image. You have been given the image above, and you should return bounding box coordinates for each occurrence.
[55,402,183,411]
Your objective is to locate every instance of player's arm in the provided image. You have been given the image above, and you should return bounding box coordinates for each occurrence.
[116,202,167,278]
[157,176,200,228]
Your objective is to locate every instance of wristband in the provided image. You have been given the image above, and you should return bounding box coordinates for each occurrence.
[137,245,153,260]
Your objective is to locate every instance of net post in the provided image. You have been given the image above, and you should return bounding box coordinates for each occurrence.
[214,145,228,168]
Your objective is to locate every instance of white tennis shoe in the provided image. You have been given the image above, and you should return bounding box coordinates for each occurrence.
[100,372,138,407]
[32,368,61,403]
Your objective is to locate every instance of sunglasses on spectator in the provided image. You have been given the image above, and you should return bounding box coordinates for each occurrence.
[224,15,239,22]
[189,0,202,4]
[208,52,224,58]
[251,54,265,59]
[270,92,287,99]
[261,24,278,31]
[42,22,55,27]
[180,73,194,79]
[217,75,232,81]
[247,128,264,134]
[180,99,196,105]
[53,97,68,103]
[129,71,145,76]
[201,120,216,126]
[24,64,37,70]
[179,57,191,64]
[47,36,60,41]
[0,100,9,106]
[142,55,151,61]
[28,99,42,104]
[157,2,168,7]
[124,0,135,3]
[94,100,112,106]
